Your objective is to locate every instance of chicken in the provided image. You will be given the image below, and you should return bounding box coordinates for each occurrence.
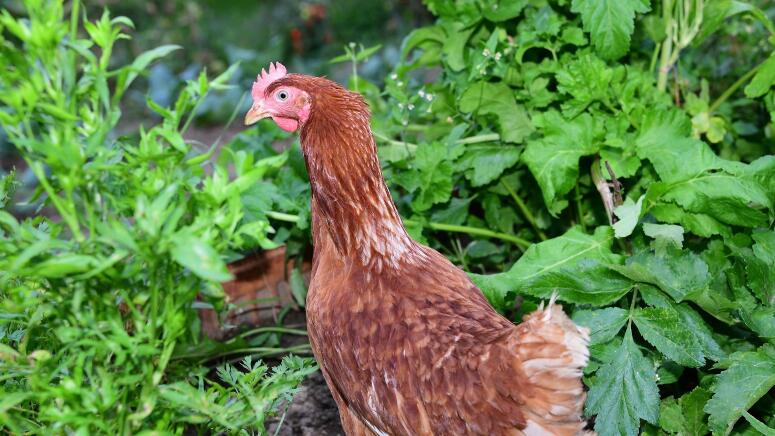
[244,62,593,436]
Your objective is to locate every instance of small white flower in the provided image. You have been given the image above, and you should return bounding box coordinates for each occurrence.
[425,93,434,101]
[390,73,398,80]
[418,89,426,98]
[402,120,408,126]
[482,48,491,57]
[397,81,404,87]
[407,103,415,110]
[446,116,453,123]
[494,52,502,61]
[397,102,404,109]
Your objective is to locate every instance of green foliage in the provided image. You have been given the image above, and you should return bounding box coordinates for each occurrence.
[0,1,314,433]
[315,0,775,434]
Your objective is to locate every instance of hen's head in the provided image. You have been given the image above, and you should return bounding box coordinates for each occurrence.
[244,62,311,132]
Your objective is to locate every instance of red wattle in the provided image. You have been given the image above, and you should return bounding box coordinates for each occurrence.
[273,116,299,132]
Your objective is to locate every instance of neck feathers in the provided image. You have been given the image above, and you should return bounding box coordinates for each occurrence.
[285,76,415,269]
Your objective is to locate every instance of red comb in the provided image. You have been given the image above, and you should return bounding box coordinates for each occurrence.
[252,62,287,99]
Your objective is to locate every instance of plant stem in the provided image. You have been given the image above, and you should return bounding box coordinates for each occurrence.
[407,219,531,250]
[500,179,547,241]
[265,210,531,249]
[372,131,500,150]
[265,211,301,223]
[575,181,587,233]
[709,60,765,113]
[627,285,640,329]
[233,326,308,341]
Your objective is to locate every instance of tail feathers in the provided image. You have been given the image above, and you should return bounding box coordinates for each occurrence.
[515,294,594,436]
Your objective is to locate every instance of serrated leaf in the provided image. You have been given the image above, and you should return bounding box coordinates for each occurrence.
[572,307,628,345]
[398,142,454,212]
[586,328,660,436]
[523,111,602,215]
[659,387,712,435]
[633,307,706,367]
[640,285,725,361]
[456,144,521,186]
[571,0,650,60]
[705,345,775,434]
[612,249,711,302]
[458,81,533,143]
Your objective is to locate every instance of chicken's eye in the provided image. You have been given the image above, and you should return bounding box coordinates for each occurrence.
[276,90,289,102]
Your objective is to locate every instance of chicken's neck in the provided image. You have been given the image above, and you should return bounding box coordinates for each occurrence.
[300,108,415,270]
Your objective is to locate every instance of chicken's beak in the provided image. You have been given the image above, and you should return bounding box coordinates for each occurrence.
[244,103,270,126]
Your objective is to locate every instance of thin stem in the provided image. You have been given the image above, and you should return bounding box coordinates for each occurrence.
[709,60,765,113]
[575,181,587,233]
[232,326,308,341]
[26,160,84,242]
[373,131,500,150]
[266,211,301,223]
[264,210,530,248]
[500,179,547,241]
[408,219,531,250]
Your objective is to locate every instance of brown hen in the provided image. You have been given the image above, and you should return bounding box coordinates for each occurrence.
[245,63,593,436]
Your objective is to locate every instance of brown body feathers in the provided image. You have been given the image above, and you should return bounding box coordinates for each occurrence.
[270,74,593,435]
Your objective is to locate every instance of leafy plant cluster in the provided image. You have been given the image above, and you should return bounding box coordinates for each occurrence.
[241,0,775,434]
[0,1,315,433]
[360,0,775,434]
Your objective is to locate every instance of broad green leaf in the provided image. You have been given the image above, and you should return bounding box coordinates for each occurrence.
[472,227,626,306]
[744,54,775,98]
[441,21,475,72]
[458,81,533,143]
[637,110,772,228]
[633,307,705,367]
[481,0,528,22]
[651,203,731,238]
[636,110,722,184]
[750,231,775,306]
[170,232,232,282]
[586,328,660,436]
[455,144,521,186]
[572,307,628,345]
[659,387,711,436]
[612,249,711,302]
[613,195,644,238]
[571,0,650,60]
[705,345,775,434]
[523,111,602,215]
[640,285,725,361]
[430,197,473,225]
